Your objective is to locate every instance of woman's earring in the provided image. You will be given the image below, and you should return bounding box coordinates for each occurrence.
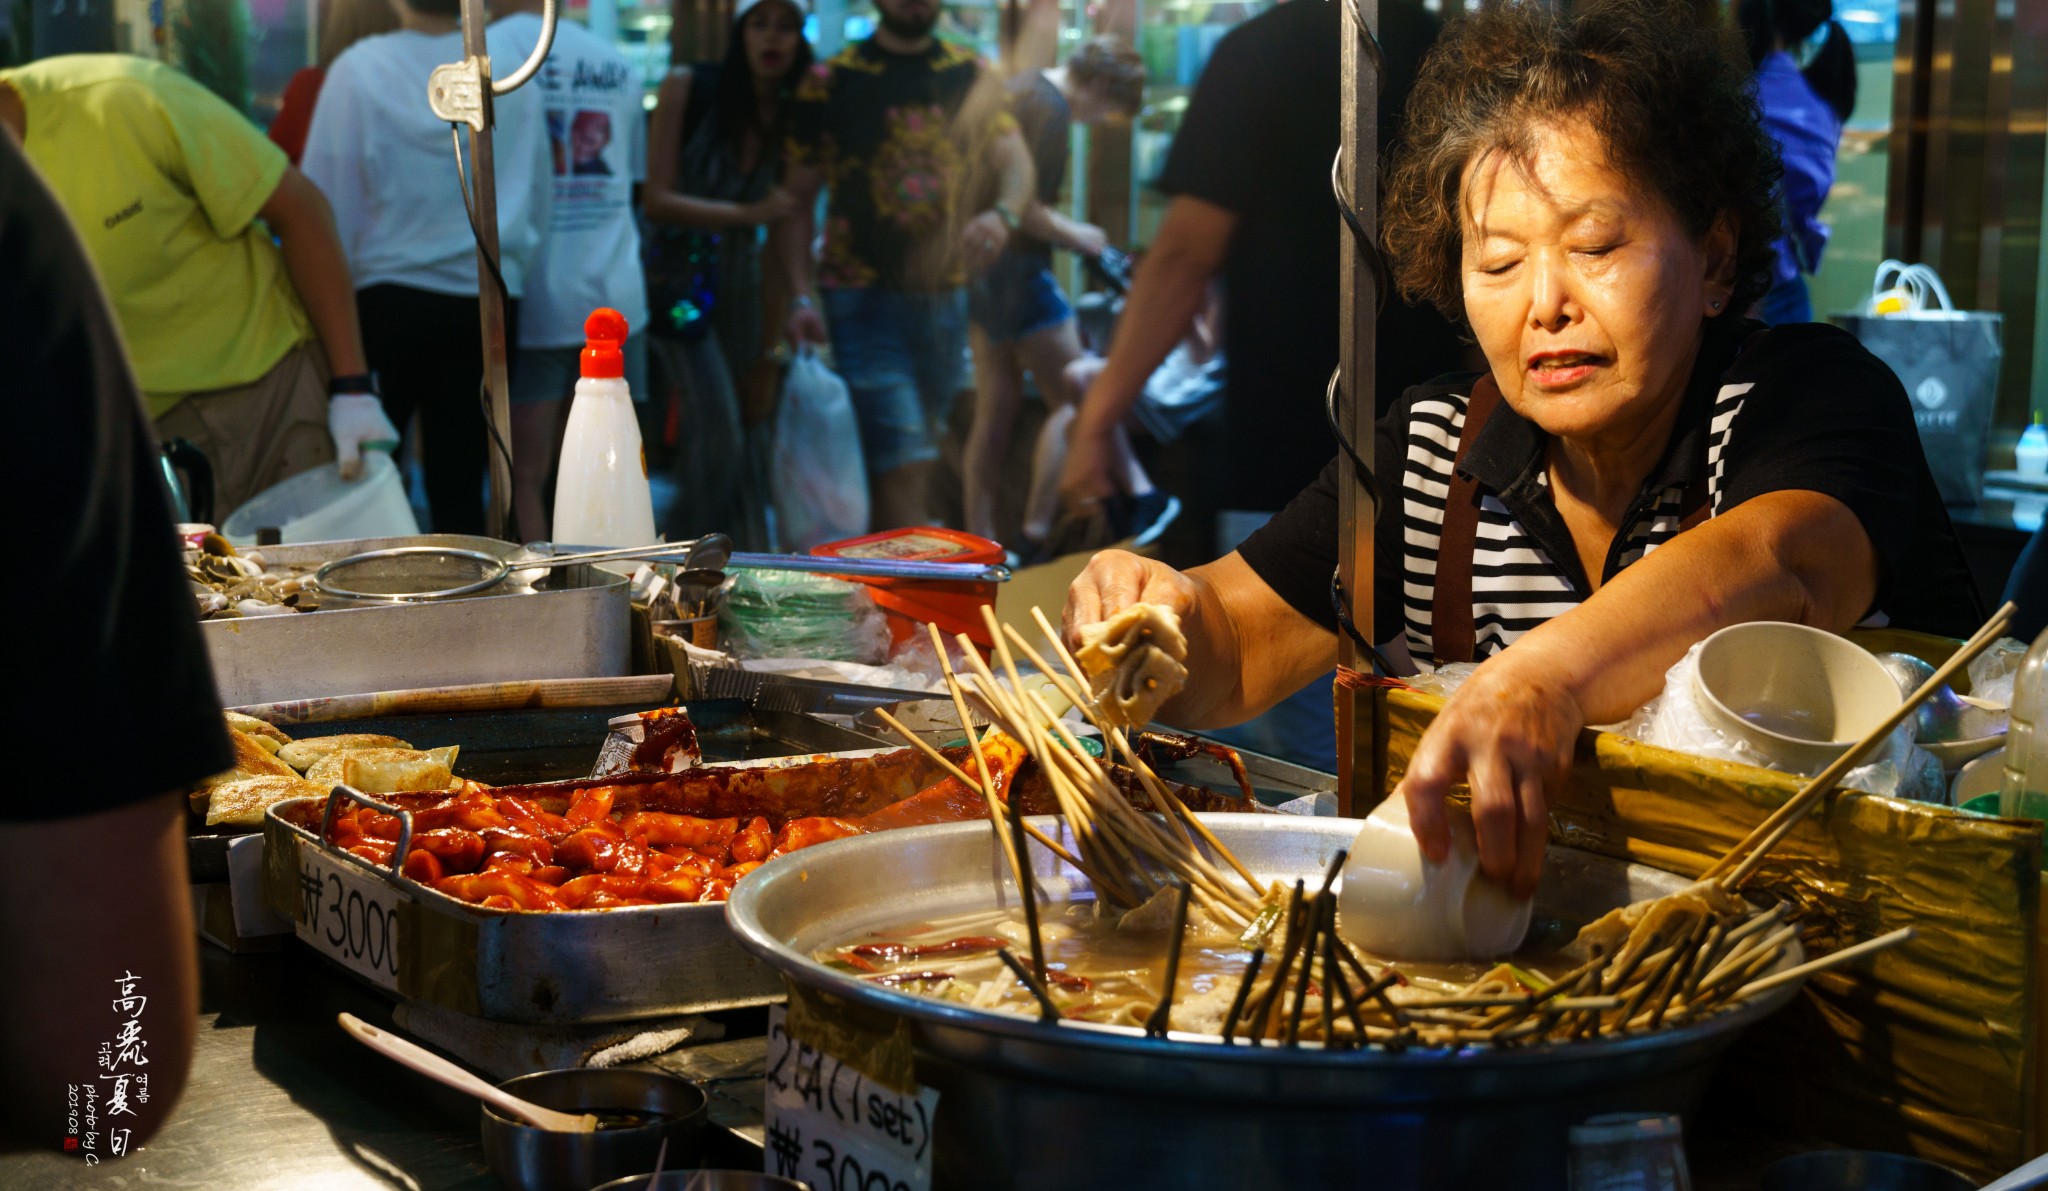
[1709,299,1724,311]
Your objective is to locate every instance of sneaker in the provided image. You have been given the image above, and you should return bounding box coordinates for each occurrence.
[1116,491,1181,548]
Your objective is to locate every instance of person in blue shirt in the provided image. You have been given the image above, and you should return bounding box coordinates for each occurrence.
[1740,0,1857,325]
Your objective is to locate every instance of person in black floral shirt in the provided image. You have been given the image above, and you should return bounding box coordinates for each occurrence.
[782,0,1031,528]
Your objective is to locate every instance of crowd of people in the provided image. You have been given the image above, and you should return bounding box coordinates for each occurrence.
[0,0,1490,565]
[6,0,1948,1155]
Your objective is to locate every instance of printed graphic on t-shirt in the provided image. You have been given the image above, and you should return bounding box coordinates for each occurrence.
[870,105,954,233]
[787,38,1017,291]
[538,56,634,232]
[548,108,615,177]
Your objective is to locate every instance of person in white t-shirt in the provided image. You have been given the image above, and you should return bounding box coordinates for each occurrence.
[495,1,651,540]
[300,0,552,534]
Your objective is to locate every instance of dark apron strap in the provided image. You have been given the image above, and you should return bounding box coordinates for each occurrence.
[1429,375,1505,665]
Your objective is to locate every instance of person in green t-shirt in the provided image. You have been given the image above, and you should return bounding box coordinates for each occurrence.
[0,54,397,516]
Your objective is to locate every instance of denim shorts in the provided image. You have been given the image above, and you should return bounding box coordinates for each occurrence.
[510,332,649,405]
[968,255,1073,343]
[822,287,968,474]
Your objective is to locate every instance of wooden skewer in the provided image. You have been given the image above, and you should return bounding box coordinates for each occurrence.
[925,622,1024,885]
[1705,602,2014,888]
[1011,610,1239,881]
[1731,926,1915,1001]
[1696,923,1800,994]
[871,708,1105,885]
[1022,608,1268,896]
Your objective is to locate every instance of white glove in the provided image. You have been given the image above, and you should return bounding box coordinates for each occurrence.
[328,393,400,481]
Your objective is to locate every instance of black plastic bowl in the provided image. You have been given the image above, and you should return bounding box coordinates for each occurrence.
[479,1068,708,1191]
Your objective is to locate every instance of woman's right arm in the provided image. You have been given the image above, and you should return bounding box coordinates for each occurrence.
[643,69,792,230]
[1063,550,1338,729]
[1017,202,1106,258]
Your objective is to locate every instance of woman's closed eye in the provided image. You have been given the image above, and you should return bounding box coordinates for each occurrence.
[1478,257,1522,277]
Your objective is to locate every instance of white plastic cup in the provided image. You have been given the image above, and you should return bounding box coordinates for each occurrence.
[1335,796,1533,962]
[1568,1113,1692,1191]
[1690,621,1903,775]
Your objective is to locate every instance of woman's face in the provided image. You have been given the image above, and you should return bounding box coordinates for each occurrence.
[1459,119,1734,447]
[743,2,803,81]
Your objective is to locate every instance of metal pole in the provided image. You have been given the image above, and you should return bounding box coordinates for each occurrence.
[459,0,516,540]
[1335,0,1379,816]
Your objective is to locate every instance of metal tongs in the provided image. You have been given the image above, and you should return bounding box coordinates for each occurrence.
[315,533,1011,603]
[527,536,1012,583]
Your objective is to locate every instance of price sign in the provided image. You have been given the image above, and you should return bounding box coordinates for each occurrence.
[294,841,402,991]
[762,1005,939,1191]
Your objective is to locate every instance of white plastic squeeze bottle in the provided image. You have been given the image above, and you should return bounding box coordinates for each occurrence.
[552,308,656,546]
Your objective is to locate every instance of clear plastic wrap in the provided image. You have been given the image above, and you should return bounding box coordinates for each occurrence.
[717,568,892,664]
[1968,636,2028,708]
[1623,641,1946,803]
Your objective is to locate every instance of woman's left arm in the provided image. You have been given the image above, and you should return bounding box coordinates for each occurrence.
[1398,489,1876,896]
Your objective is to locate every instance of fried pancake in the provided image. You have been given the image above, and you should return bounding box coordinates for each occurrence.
[225,711,292,747]
[190,732,300,813]
[277,734,412,773]
[204,775,329,828]
[305,745,461,793]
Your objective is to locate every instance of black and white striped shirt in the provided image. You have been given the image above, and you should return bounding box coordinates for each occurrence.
[1236,322,1984,658]
[1394,380,1753,660]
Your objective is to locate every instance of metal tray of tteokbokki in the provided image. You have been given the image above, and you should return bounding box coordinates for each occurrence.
[191,699,883,883]
[257,726,1269,1024]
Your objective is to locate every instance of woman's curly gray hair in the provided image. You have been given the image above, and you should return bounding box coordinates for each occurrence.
[1381,0,1783,326]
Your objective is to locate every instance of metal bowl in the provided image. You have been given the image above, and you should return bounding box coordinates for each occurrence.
[1759,1150,1974,1191]
[590,1173,812,1191]
[479,1069,708,1191]
[725,815,1807,1191]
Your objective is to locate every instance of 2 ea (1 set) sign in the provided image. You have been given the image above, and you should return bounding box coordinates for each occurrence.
[763,1005,939,1191]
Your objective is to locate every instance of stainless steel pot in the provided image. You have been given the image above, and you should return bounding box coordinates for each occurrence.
[726,816,1806,1191]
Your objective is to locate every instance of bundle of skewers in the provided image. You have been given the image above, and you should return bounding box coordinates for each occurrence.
[874,601,2013,1049]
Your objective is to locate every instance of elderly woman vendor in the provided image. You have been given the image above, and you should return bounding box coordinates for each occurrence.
[1063,0,1978,898]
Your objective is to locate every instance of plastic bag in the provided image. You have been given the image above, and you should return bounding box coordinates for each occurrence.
[1968,636,2028,709]
[717,568,891,664]
[1405,662,1480,699]
[1623,642,1947,803]
[771,348,868,551]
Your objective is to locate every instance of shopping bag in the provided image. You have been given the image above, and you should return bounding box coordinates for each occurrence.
[770,348,869,551]
[1833,260,2003,504]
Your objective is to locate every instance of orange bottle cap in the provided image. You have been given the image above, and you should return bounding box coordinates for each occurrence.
[581,308,629,379]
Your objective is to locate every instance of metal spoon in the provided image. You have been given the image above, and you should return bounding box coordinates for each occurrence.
[337,1012,597,1132]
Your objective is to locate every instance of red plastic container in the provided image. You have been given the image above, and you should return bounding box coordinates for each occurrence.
[809,527,1004,650]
